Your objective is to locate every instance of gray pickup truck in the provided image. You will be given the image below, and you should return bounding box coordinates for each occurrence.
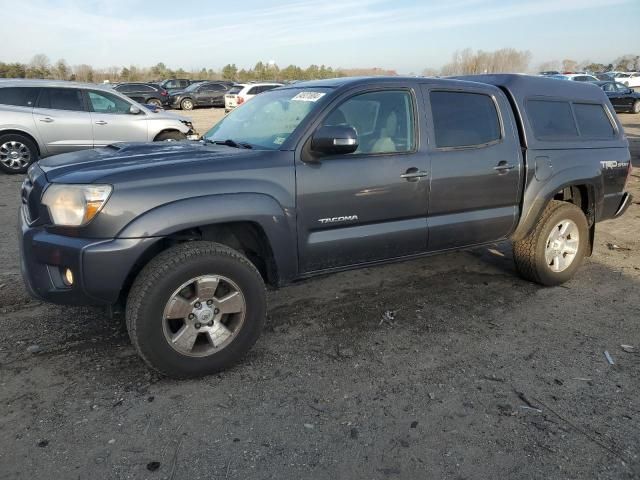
[19,74,632,378]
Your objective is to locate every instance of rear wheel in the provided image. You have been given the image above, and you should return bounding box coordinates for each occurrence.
[126,242,266,378]
[155,131,187,142]
[513,200,588,286]
[0,133,38,174]
[146,98,162,108]
[180,98,194,110]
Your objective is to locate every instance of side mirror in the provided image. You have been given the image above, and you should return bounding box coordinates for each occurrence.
[129,105,141,115]
[311,125,358,155]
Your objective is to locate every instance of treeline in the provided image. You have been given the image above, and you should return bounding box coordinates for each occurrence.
[2,51,638,84]
[0,55,350,83]
[425,49,640,76]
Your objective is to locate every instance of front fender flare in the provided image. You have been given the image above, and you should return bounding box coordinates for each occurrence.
[116,193,297,283]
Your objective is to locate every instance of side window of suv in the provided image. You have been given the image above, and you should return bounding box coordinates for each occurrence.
[322,90,415,154]
[0,87,40,107]
[87,91,133,114]
[430,91,501,148]
[37,88,85,111]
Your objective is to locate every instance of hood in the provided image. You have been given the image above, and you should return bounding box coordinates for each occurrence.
[38,142,261,184]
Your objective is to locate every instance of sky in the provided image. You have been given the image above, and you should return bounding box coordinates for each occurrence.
[0,0,638,74]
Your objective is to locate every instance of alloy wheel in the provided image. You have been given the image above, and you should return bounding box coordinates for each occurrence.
[162,275,246,357]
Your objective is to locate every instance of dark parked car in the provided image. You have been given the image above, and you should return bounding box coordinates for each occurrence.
[169,81,231,110]
[593,81,640,113]
[19,75,632,377]
[113,82,170,108]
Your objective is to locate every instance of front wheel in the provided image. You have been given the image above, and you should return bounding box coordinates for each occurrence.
[633,100,640,114]
[513,200,589,286]
[146,98,162,108]
[180,98,194,110]
[126,242,266,378]
[0,133,38,174]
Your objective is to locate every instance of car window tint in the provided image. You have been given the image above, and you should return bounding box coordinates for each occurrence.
[601,83,615,92]
[615,83,629,92]
[430,91,501,148]
[247,87,261,95]
[0,87,40,107]
[527,100,578,139]
[323,90,415,154]
[87,90,132,114]
[574,103,615,138]
[37,88,84,111]
[116,85,134,93]
[140,85,155,92]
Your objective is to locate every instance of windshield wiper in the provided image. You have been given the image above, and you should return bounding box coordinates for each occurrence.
[205,138,253,149]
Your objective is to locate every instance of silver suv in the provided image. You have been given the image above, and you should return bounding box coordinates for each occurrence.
[0,80,198,174]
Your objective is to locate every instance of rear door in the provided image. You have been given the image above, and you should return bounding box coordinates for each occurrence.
[86,89,149,146]
[420,86,522,251]
[296,85,430,272]
[33,87,93,154]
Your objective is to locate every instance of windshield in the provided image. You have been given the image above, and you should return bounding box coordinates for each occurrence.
[204,87,331,149]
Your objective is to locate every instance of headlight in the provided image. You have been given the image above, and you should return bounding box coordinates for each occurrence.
[42,184,112,226]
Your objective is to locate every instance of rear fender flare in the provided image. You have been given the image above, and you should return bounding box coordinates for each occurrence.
[511,166,602,241]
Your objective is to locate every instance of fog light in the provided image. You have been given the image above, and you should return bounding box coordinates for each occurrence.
[63,268,74,286]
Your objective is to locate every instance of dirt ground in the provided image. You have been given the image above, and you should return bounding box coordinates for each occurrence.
[1,109,639,480]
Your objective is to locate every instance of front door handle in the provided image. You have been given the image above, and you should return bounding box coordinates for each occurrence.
[95,120,108,125]
[494,161,515,173]
[39,117,54,123]
[401,168,429,181]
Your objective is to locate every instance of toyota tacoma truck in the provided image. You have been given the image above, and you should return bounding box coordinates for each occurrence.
[19,75,633,378]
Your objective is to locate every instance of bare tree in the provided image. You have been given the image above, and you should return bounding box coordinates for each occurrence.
[27,54,51,78]
[52,59,70,80]
[561,59,578,72]
[440,48,531,75]
[73,64,94,82]
[538,61,560,73]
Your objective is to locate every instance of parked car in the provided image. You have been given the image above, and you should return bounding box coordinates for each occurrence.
[224,83,283,112]
[611,72,640,88]
[593,81,640,113]
[19,75,632,377]
[546,74,599,82]
[592,73,613,81]
[0,80,197,174]
[113,82,170,108]
[170,81,231,110]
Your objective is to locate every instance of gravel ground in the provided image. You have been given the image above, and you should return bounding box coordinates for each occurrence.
[0,111,639,480]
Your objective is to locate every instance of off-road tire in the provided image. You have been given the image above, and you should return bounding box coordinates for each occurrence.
[0,133,38,174]
[155,131,187,142]
[513,200,589,286]
[126,241,266,378]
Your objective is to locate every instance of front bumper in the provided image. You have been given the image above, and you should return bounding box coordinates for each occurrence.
[19,206,158,306]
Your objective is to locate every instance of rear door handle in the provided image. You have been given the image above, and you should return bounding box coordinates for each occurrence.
[494,161,515,173]
[39,117,54,123]
[95,120,108,125]
[401,168,429,181]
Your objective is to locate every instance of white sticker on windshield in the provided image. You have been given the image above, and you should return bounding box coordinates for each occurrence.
[273,137,286,145]
[292,91,326,102]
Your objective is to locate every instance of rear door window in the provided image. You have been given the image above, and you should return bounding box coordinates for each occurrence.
[0,87,40,107]
[430,91,501,148]
[527,100,578,140]
[573,103,615,138]
[37,88,85,111]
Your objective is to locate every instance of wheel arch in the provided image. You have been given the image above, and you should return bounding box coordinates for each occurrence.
[116,193,298,293]
[0,129,43,156]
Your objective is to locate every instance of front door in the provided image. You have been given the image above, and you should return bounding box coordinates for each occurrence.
[296,87,429,272]
[421,87,522,251]
[85,90,149,146]
[32,87,93,155]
